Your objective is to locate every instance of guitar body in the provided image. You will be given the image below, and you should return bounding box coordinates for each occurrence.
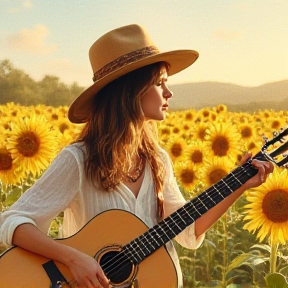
[0,210,177,288]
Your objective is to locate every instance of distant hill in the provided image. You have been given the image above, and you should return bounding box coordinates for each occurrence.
[169,80,288,112]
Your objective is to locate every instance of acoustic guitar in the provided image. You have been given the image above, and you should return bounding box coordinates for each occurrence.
[0,127,287,288]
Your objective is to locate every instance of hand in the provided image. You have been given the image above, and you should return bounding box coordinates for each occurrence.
[65,248,110,288]
[240,152,274,189]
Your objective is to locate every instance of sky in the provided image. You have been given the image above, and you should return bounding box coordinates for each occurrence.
[1,0,288,88]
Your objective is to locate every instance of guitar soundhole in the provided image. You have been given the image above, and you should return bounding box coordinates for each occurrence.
[96,246,136,286]
[100,250,132,283]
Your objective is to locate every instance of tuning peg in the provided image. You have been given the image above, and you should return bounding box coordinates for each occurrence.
[262,134,269,143]
[273,131,279,137]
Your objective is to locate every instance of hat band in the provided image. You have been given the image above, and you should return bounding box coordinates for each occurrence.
[92,46,160,82]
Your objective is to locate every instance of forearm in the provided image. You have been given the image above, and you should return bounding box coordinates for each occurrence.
[194,185,245,237]
[12,223,78,267]
[12,223,110,287]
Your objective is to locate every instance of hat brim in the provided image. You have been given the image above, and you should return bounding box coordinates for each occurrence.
[68,49,199,123]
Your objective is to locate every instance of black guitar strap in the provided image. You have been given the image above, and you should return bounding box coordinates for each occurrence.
[42,260,68,288]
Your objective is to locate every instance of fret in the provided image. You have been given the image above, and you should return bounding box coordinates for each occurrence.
[182,206,195,222]
[197,197,209,211]
[142,232,156,251]
[122,245,140,264]
[131,239,147,259]
[175,211,187,225]
[187,200,202,217]
[231,171,243,185]
[193,197,208,215]
[148,228,162,247]
[152,227,166,245]
[204,190,217,205]
[138,234,152,255]
[221,178,233,192]
[169,214,184,233]
[162,218,177,237]
[154,225,170,243]
[212,184,225,199]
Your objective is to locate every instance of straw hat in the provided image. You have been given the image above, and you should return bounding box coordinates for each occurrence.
[68,24,199,123]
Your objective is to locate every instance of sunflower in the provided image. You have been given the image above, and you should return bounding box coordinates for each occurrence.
[190,121,210,142]
[215,104,228,114]
[205,121,242,160]
[165,137,187,162]
[0,143,24,185]
[184,140,207,168]
[243,167,288,245]
[174,161,200,192]
[6,113,60,176]
[237,122,257,142]
[184,109,196,121]
[200,156,235,188]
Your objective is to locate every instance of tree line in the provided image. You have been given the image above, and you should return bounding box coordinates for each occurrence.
[0,59,85,107]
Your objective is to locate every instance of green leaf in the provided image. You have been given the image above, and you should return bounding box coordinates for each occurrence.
[226,253,267,274]
[4,186,22,206]
[265,273,288,288]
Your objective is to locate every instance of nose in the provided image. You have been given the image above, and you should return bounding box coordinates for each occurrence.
[163,86,173,100]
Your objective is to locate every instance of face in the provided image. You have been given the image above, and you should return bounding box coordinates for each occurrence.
[140,66,173,121]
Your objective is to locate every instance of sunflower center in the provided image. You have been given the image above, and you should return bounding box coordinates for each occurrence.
[191,150,203,163]
[209,169,227,184]
[180,169,195,184]
[172,127,180,134]
[185,112,193,121]
[0,151,13,170]
[170,143,182,158]
[17,131,40,157]
[262,190,288,223]
[59,123,69,134]
[241,127,252,138]
[248,142,256,151]
[160,128,170,135]
[212,136,229,156]
[198,128,207,140]
[271,120,281,130]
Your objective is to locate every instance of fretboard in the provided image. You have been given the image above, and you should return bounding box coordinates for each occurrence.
[122,152,265,265]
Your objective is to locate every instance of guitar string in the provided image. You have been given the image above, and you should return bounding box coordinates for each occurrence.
[100,162,255,280]
[100,163,252,279]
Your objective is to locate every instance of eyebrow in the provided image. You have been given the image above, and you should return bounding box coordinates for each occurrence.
[159,72,168,82]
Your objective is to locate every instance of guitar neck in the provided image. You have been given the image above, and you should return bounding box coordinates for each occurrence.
[122,152,265,265]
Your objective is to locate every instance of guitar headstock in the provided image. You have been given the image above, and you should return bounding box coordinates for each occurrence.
[260,126,288,168]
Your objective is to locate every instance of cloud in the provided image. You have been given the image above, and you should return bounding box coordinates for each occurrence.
[6,24,57,55]
[23,0,32,9]
[213,28,245,41]
[7,0,32,13]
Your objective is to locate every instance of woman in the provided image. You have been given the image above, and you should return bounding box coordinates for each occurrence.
[0,24,273,288]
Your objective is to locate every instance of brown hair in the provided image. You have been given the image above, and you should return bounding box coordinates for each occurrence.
[77,62,168,217]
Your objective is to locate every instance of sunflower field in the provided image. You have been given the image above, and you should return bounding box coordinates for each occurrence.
[1,102,288,288]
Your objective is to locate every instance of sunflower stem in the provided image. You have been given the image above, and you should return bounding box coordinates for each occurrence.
[270,242,278,273]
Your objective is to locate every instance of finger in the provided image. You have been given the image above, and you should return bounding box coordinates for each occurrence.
[97,273,110,288]
[88,277,103,288]
[239,152,252,165]
[253,160,274,183]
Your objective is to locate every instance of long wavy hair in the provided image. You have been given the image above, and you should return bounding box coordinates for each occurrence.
[76,62,169,217]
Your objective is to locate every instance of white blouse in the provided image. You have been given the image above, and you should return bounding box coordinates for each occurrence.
[0,143,204,287]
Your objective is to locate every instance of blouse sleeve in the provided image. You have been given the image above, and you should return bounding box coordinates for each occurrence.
[160,149,205,249]
[0,146,82,246]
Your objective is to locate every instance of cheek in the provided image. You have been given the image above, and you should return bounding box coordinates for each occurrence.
[141,94,161,114]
